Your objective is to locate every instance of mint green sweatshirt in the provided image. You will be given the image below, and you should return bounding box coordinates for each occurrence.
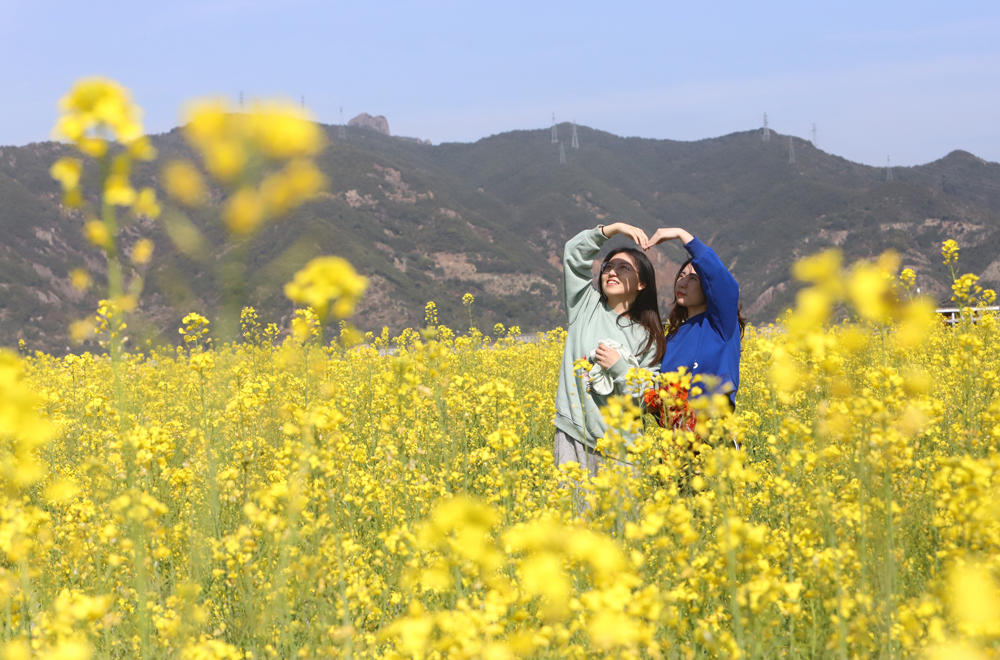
[554,227,660,448]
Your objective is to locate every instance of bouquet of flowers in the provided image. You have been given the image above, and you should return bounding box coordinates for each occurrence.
[643,381,697,433]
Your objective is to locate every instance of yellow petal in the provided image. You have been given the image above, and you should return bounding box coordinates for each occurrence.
[131,238,154,265]
[104,174,136,206]
[69,269,91,291]
[132,188,161,219]
[222,188,265,235]
[162,160,208,207]
[127,136,157,161]
[50,158,83,190]
[84,220,113,249]
[77,137,108,158]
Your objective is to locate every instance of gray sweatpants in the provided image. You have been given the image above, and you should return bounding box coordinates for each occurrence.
[553,428,603,477]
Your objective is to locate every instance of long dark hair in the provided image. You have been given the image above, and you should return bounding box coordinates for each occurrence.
[598,247,666,365]
[666,258,747,340]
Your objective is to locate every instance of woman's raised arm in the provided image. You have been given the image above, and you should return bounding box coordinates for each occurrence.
[563,223,649,325]
[649,227,740,340]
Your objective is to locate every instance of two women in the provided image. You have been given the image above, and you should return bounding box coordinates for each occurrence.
[554,223,742,471]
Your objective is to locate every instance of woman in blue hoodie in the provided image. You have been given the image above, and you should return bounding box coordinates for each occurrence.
[648,227,745,409]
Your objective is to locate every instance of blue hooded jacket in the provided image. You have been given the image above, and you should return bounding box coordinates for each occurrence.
[660,237,742,406]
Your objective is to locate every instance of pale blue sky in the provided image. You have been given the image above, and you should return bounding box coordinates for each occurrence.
[2,0,998,166]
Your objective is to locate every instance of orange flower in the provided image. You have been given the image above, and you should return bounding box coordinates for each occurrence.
[644,383,696,432]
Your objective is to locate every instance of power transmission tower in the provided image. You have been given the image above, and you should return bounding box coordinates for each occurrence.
[551,113,558,144]
[762,113,770,142]
[239,90,244,109]
[571,121,579,149]
[812,123,818,148]
[301,95,305,109]
[338,107,347,141]
[559,142,566,164]
[789,137,795,163]
[886,156,893,181]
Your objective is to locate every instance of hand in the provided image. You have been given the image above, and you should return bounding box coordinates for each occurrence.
[647,227,694,249]
[593,343,621,369]
[602,222,649,249]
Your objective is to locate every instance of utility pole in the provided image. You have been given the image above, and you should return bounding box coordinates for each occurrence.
[338,107,347,141]
[571,121,579,149]
[789,137,795,163]
[886,156,893,181]
[559,142,566,164]
[762,113,770,142]
[239,90,244,109]
[812,123,818,148]
[551,113,558,144]
[301,95,305,109]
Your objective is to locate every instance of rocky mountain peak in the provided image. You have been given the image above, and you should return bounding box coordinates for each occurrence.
[348,113,390,136]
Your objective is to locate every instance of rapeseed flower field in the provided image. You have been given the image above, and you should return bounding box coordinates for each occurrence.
[2,78,998,660]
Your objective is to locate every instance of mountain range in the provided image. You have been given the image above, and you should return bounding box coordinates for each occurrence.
[1,122,998,353]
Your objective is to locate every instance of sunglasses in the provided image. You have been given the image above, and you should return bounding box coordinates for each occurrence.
[600,259,636,275]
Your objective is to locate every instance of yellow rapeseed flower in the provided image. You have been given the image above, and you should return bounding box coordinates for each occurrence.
[952,273,981,304]
[69,268,91,291]
[83,220,113,249]
[942,239,960,265]
[285,256,368,321]
[847,261,893,322]
[792,248,842,283]
[131,238,154,265]
[769,346,802,393]
[259,159,326,214]
[76,136,108,158]
[246,101,326,159]
[104,173,136,206]
[68,318,96,344]
[132,188,161,219]
[222,187,265,235]
[424,302,438,326]
[0,349,55,487]
[788,287,831,335]
[183,99,228,145]
[50,158,82,191]
[950,561,1000,637]
[45,640,93,660]
[202,139,247,183]
[179,313,211,349]
[44,478,81,504]
[127,135,157,161]
[54,77,144,147]
[2,640,31,660]
[162,160,208,207]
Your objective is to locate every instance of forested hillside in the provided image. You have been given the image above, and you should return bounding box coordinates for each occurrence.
[1,123,998,352]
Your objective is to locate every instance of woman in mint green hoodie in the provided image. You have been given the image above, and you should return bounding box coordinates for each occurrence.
[553,223,665,476]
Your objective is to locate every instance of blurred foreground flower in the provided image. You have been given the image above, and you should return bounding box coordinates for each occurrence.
[131,238,154,265]
[54,77,145,147]
[162,160,209,207]
[50,78,160,360]
[51,77,159,219]
[169,98,328,237]
[156,96,331,342]
[285,257,367,321]
[949,561,1000,638]
[0,350,54,491]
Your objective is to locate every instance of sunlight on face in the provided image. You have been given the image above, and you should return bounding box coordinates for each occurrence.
[601,252,645,302]
[675,263,705,309]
